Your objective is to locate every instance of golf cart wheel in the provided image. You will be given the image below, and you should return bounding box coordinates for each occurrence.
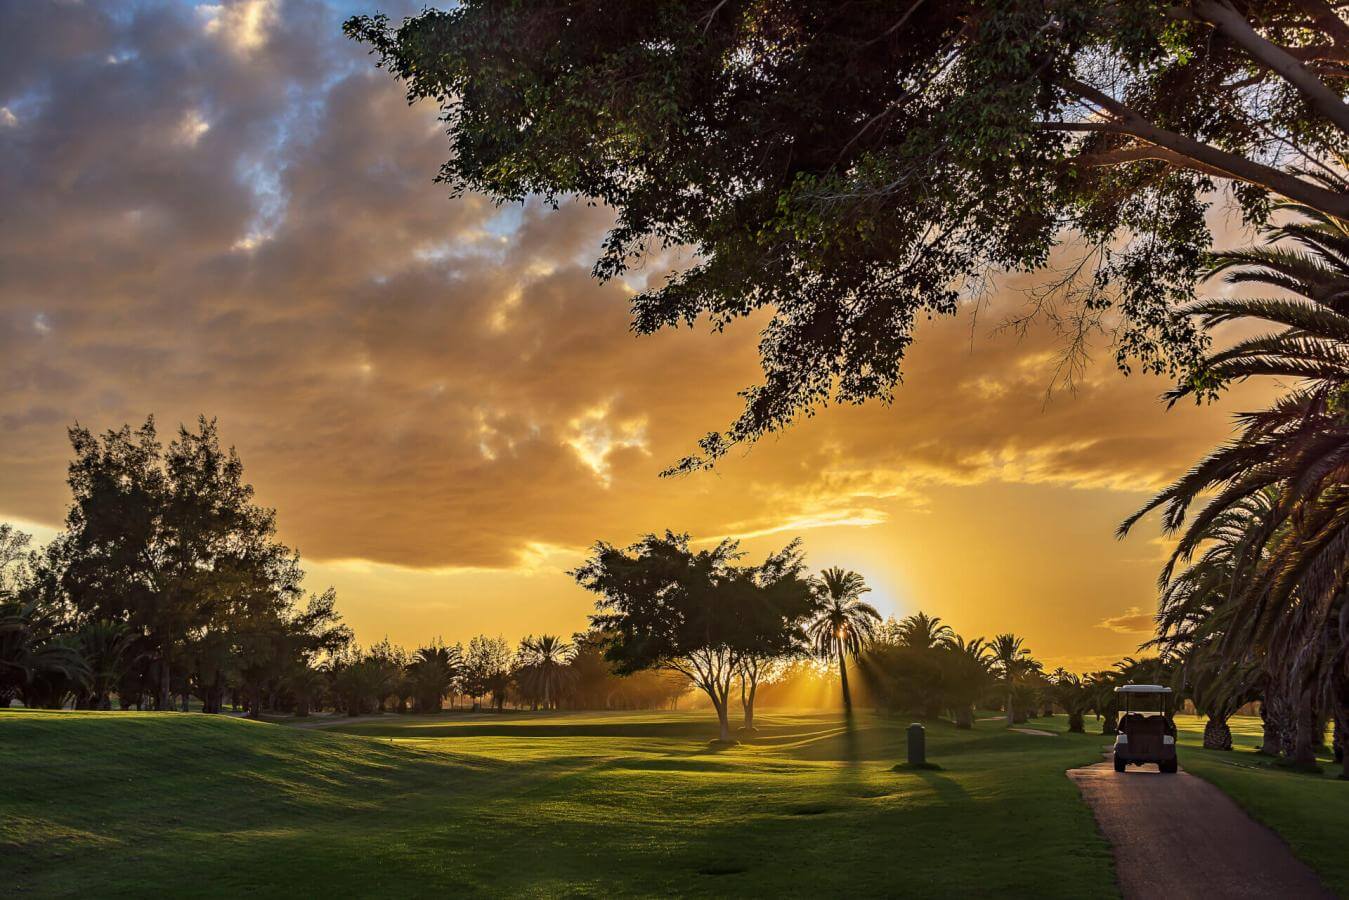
[1113,756,1126,773]
[1160,759,1178,774]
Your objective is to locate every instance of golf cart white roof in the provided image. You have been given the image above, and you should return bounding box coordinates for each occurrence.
[1114,684,1172,694]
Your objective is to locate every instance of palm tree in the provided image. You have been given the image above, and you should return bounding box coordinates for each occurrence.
[944,634,993,729]
[894,611,956,650]
[989,633,1035,726]
[516,634,575,710]
[1144,491,1272,751]
[0,599,89,708]
[284,663,330,718]
[77,620,139,710]
[1119,184,1349,773]
[1049,669,1092,733]
[807,568,881,714]
[1084,669,1123,735]
[406,644,462,714]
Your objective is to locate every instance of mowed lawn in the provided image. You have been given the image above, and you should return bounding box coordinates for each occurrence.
[2,708,1115,898]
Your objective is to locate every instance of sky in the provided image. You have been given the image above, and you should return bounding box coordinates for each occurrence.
[0,0,1273,673]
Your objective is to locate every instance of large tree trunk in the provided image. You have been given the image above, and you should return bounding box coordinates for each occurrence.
[711,696,731,742]
[954,705,974,729]
[1067,711,1084,733]
[1005,692,1014,726]
[1203,715,1233,751]
[1101,709,1118,736]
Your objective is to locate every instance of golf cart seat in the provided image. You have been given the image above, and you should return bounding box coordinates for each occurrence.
[1118,713,1167,757]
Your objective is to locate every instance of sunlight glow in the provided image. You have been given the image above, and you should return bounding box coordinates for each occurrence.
[198,0,277,55]
[563,403,649,487]
[176,110,211,147]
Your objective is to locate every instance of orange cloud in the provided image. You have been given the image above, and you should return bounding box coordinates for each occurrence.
[1097,607,1158,636]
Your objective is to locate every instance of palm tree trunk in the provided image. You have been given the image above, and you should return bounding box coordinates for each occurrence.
[1292,689,1320,768]
[1005,691,1014,726]
[954,705,973,729]
[1259,697,1281,754]
[1203,715,1233,751]
[1334,708,1348,780]
[838,648,852,714]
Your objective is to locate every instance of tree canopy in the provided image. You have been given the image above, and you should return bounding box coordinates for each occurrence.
[572,531,815,740]
[347,0,1349,468]
[4,417,349,714]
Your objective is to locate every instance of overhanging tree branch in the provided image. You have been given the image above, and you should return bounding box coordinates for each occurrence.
[1063,77,1349,219]
[1192,0,1349,136]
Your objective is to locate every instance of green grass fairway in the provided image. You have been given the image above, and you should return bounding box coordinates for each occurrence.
[2,708,1115,898]
[1172,714,1349,896]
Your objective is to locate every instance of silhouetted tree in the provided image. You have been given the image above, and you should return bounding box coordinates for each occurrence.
[1050,669,1093,734]
[807,568,880,715]
[55,417,335,712]
[407,643,462,713]
[514,635,574,710]
[463,635,512,711]
[574,532,815,741]
[989,633,1038,726]
[1121,189,1349,774]
[893,612,957,651]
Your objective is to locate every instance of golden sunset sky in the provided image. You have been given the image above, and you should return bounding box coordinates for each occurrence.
[0,0,1272,673]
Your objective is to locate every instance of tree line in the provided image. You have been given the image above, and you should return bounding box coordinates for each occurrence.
[569,537,1193,743]
[0,420,1139,735]
[0,418,687,718]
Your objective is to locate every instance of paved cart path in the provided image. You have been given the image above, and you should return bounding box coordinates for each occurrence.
[1068,756,1333,899]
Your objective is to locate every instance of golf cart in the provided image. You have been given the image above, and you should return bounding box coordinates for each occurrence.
[1113,684,1178,773]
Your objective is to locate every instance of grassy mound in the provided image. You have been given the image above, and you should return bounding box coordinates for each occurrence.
[3,708,1114,897]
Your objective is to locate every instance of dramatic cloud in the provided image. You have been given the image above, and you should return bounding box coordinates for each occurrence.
[1097,607,1159,636]
[0,1,1270,666]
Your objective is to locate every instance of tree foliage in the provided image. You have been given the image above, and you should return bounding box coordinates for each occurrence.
[1123,191,1349,773]
[573,531,816,740]
[1,417,350,715]
[347,0,1349,467]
